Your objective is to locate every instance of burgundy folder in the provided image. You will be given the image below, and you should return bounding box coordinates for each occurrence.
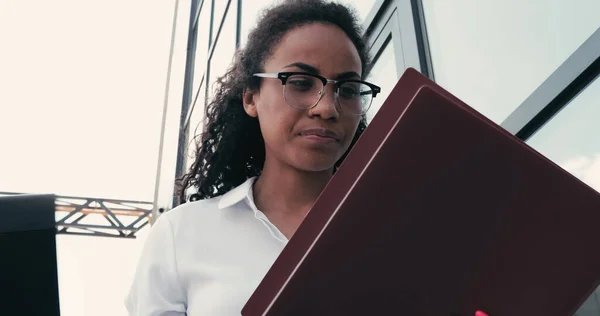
[241,68,600,316]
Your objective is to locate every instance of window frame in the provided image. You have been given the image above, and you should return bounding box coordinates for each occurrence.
[500,28,600,140]
[365,0,434,80]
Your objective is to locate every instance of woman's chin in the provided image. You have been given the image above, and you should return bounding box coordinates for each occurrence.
[294,157,339,173]
[302,165,335,173]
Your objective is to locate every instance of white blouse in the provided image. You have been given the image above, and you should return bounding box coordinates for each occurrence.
[125,177,288,315]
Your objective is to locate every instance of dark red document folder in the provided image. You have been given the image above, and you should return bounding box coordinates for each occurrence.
[242,68,600,316]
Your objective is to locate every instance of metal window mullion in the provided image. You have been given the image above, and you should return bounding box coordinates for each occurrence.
[394,0,426,74]
[366,0,429,78]
[500,28,600,140]
[183,73,206,132]
[364,0,389,37]
[410,0,434,79]
[236,0,242,49]
[173,0,201,206]
[192,0,205,29]
[366,2,395,49]
[207,0,233,63]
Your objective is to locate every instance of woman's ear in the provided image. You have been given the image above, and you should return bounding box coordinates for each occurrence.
[242,88,258,118]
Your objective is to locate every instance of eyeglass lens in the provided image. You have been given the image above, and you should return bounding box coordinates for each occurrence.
[283,74,374,115]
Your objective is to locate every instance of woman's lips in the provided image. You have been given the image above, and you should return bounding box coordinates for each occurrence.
[301,134,337,143]
[298,128,340,142]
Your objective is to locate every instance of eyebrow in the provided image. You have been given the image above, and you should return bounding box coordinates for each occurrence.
[283,62,361,80]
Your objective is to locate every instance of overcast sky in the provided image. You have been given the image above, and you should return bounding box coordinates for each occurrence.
[1,0,177,314]
[0,0,598,315]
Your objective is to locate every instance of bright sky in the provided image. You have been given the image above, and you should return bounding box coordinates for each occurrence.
[1,0,176,314]
[0,0,598,315]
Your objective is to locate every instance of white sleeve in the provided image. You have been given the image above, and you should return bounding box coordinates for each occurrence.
[125,214,186,316]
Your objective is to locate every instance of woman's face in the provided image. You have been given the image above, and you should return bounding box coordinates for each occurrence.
[243,23,363,173]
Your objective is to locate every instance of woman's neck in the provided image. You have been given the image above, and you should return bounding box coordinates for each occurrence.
[253,160,333,219]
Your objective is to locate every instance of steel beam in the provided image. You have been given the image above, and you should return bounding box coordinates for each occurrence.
[0,192,153,238]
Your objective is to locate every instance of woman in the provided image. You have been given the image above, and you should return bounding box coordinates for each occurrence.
[126,0,381,314]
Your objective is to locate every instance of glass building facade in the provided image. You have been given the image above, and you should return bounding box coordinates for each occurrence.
[152,1,600,314]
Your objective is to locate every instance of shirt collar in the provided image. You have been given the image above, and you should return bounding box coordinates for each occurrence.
[217,177,257,210]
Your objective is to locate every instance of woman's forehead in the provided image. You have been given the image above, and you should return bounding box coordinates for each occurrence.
[265,23,362,76]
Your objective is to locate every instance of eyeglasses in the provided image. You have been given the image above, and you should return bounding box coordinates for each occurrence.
[253,72,381,116]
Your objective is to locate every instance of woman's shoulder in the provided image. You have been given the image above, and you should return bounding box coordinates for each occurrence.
[156,177,256,236]
[159,195,222,227]
[145,195,227,245]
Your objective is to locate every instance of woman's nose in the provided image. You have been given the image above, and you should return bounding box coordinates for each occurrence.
[309,88,341,120]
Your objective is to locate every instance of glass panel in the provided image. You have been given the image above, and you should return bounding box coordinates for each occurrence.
[527,75,600,194]
[365,38,398,122]
[574,289,600,316]
[240,0,277,48]
[213,0,229,31]
[421,0,600,123]
[186,83,206,172]
[193,0,211,90]
[207,0,237,104]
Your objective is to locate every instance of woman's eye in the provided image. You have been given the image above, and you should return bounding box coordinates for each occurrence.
[288,80,313,90]
[339,86,359,98]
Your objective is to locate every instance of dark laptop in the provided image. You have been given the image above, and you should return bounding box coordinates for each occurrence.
[242,68,600,315]
[0,194,61,316]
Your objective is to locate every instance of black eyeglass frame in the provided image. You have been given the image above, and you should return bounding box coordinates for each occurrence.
[253,72,381,115]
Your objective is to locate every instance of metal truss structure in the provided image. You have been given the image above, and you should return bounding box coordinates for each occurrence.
[0,192,153,239]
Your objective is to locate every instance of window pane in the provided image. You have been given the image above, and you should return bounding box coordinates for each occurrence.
[240,0,276,48]
[207,0,237,103]
[213,0,229,31]
[574,289,600,316]
[153,0,192,207]
[186,84,206,172]
[526,75,600,194]
[422,0,600,123]
[365,39,398,123]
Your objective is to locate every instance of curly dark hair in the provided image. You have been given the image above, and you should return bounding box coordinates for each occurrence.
[179,0,372,203]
